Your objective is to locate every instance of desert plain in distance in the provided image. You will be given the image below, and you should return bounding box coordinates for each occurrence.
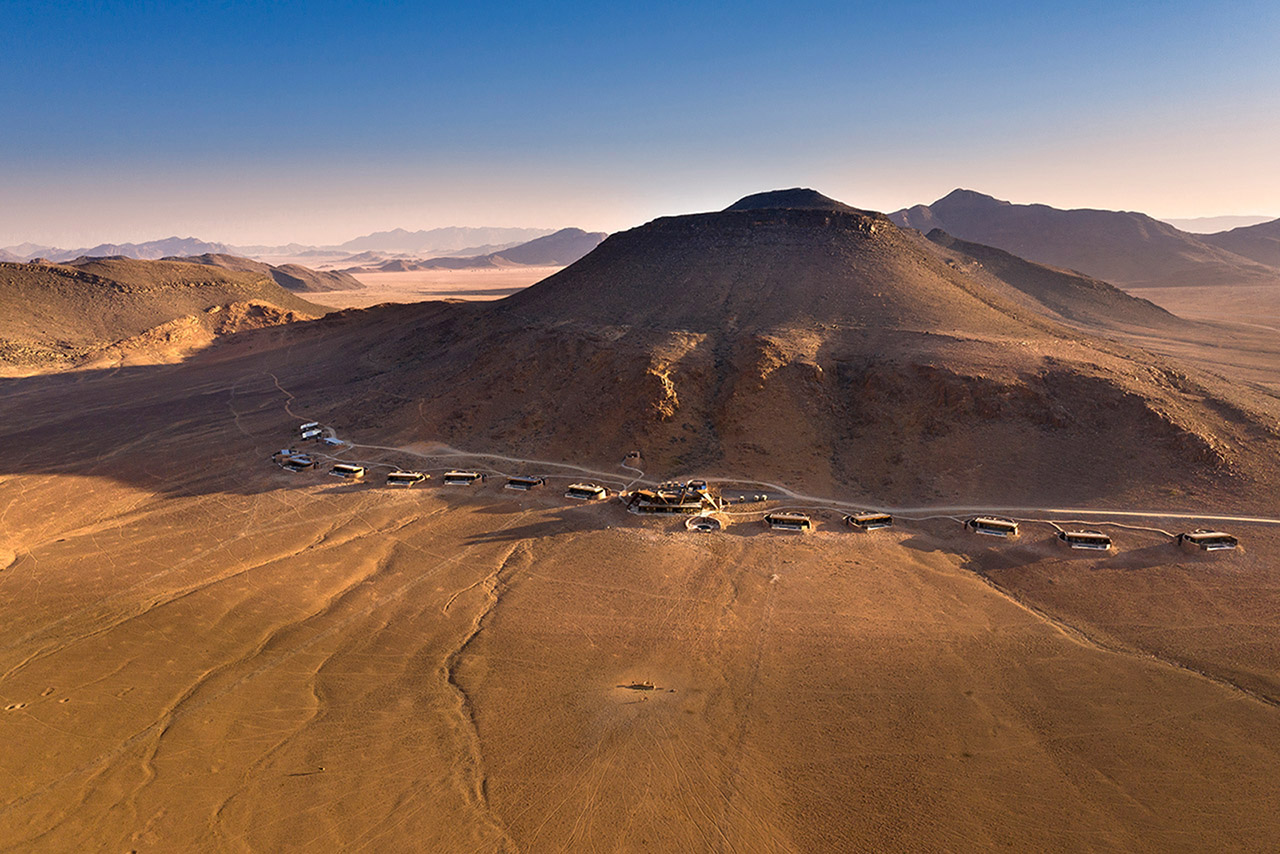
[3,191,1280,852]
[336,266,564,308]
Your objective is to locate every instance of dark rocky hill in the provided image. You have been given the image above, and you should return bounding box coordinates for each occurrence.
[255,190,1278,506]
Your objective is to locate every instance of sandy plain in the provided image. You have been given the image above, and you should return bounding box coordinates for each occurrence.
[2,288,1280,851]
[1128,284,1280,329]
[322,267,564,309]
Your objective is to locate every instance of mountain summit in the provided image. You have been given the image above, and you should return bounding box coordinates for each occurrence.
[724,188,862,213]
[503,194,1042,334]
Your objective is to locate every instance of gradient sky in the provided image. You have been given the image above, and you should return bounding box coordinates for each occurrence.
[3,0,1279,246]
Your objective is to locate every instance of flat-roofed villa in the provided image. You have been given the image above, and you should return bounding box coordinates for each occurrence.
[966,517,1019,537]
[845,512,893,531]
[765,512,811,531]
[443,470,486,486]
[1177,530,1239,551]
[386,470,427,486]
[329,463,365,479]
[1058,530,1112,550]
[505,475,545,490]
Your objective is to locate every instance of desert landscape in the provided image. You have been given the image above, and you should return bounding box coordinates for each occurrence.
[5,3,1280,850]
[3,187,1280,852]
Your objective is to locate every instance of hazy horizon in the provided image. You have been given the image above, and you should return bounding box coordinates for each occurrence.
[4,1,1279,246]
[4,190,1277,254]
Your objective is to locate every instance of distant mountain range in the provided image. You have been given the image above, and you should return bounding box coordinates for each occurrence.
[336,226,554,255]
[9,202,1280,291]
[2,227,569,265]
[890,190,1280,288]
[8,237,234,264]
[341,228,607,272]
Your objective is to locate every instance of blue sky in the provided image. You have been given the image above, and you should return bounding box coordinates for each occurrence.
[2,0,1278,245]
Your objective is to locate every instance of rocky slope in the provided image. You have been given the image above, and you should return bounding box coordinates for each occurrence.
[0,257,327,372]
[169,253,364,292]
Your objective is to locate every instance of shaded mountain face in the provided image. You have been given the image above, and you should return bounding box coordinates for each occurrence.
[491,227,607,265]
[259,192,1278,507]
[168,253,364,293]
[1200,217,1280,268]
[0,258,327,372]
[891,190,1280,288]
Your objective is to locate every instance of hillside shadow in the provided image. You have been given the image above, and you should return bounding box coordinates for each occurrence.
[0,342,358,499]
[1092,543,1188,570]
[899,527,1055,573]
[462,509,590,543]
[900,524,1194,574]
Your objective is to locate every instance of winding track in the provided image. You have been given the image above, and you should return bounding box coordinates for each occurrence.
[317,433,1280,529]
[270,373,1280,530]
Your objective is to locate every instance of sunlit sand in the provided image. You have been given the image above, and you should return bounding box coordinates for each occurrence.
[321,267,564,308]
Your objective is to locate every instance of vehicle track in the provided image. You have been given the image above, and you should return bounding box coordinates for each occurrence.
[272,374,1280,533]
